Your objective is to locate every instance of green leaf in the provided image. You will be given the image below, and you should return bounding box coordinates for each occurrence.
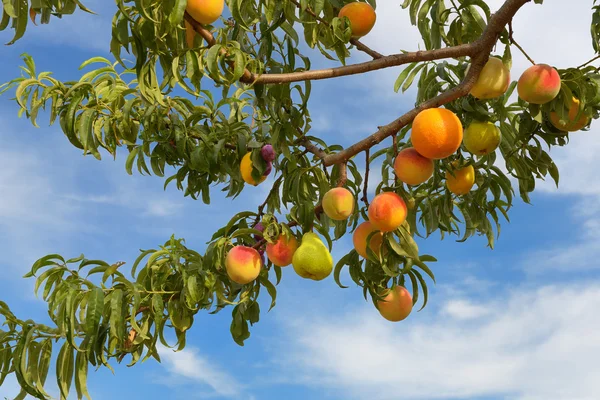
[56,341,74,400]
[75,351,91,400]
[259,275,277,311]
[394,62,418,93]
[86,288,104,343]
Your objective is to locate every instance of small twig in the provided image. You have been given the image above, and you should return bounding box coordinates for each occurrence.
[577,54,600,69]
[361,150,371,208]
[337,163,348,187]
[256,175,284,223]
[322,160,331,181]
[298,137,328,160]
[509,21,535,65]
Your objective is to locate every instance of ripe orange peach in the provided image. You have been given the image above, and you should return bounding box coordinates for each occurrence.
[393,148,434,186]
[338,2,376,38]
[377,286,413,322]
[411,108,463,160]
[368,192,407,233]
[322,187,355,221]
[352,221,384,259]
[186,0,224,25]
[225,245,262,285]
[266,234,299,267]
[549,96,590,132]
[517,64,561,105]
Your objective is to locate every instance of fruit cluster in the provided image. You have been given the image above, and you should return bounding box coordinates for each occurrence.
[185,1,590,323]
[184,0,378,46]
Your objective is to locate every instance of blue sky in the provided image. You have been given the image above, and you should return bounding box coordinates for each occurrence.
[2,1,600,400]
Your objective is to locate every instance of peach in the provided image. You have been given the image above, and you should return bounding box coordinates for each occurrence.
[393,147,434,186]
[445,163,475,195]
[377,286,413,322]
[266,234,299,267]
[352,221,384,259]
[225,245,262,285]
[368,192,407,233]
[186,0,224,25]
[338,2,376,38]
[322,187,355,221]
[469,57,511,100]
[240,152,267,186]
[517,64,561,105]
[549,96,590,132]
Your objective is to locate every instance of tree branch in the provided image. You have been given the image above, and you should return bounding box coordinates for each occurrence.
[297,137,328,160]
[577,55,600,69]
[322,0,532,167]
[186,11,473,86]
[252,45,474,84]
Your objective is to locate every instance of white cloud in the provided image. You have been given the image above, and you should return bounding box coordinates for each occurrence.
[277,282,600,400]
[156,346,241,398]
[442,298,492,320]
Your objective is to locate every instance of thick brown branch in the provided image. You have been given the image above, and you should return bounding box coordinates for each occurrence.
[185,10,470,86]
[253,45,473,84]
[322,0,532,167]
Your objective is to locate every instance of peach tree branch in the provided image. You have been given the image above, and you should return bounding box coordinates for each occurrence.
[322,0,533,167]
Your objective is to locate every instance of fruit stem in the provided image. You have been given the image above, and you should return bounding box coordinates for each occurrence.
[577,55,600,69]
[336,162,348,187]
[361,149,371,208]
[508,21,535,66]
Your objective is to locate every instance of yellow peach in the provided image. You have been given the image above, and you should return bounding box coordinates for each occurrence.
[225,245,262,285]
[186,0,224,25]
[322,187,355,221]
[240,152,267,186]
[445,163,475,195]
[470,57,511,100]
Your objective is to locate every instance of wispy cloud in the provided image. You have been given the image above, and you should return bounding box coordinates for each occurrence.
[276,283,600,400]
[156,346,241,398]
